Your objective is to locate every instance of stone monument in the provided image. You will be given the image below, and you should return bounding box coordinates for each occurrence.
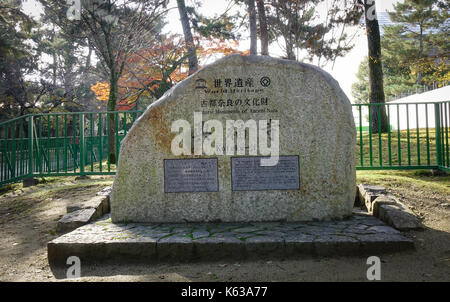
[110,54,356,223]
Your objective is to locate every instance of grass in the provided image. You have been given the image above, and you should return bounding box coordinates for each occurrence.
[35,159,117,174]
[25,179,113,200]
[0,158,116,190]
[0,174,114,202]
[357,128,449,168]
[357,170,450,197]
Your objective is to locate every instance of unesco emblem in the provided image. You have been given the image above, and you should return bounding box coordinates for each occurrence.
[260,76,271,87]
[195,79,207,89]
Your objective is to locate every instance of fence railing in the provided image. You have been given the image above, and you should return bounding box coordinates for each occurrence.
[354,101,449,171]
[0,101,449,186]
[0,111,143,185]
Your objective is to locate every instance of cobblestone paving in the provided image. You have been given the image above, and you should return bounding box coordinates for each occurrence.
[48,212,414,266]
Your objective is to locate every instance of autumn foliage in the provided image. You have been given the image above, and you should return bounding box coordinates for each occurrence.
[90,35,248,110]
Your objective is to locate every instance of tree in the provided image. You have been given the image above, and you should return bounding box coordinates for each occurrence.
[72,0,168,163]
[248,0,257,54]
[362,0,388,133]
[256,0,269,55]
[351,58,370,104]
[389,0,449,85]
[352,0,449,103]
[1,0,106,142]
[90,34,249,110]
[91,34,190,110]
[34,1,106,114]
[265,0,363,64]
[0,0,41,122]
[34,24,95,113]
[352,54,419,104]
[176,0,242,70]
[177,0,198,74]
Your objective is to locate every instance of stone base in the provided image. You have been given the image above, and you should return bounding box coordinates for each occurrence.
[48,211,414,267]
[356,184,422,231]
[56,195,110,234]
[56,208,97,234]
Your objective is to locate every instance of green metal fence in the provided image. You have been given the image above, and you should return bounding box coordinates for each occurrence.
[0,111,143,185]
[0,101,449,186]
[354,101,449,171]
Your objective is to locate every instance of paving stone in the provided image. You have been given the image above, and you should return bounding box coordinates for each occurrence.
[249,222,284,230]
[314,235,361,256]
[284,233,316,256]
[371,195,397,216]
[97,186,112,197]
[245,235,285,258]
[256,230,286,237]
[358,233,414,254]
[296,226,341,236]
[106,241,157,260]
[59,194,111,235]
[271,224,300,232]
[193,237,245,260]
[378,203,422,231]
[192,231,210,239]
[357,216,387,226]
[48,214,414,267]
[344,223,370,231]
[358,184,387,211]
[56,208,97,234]
[233,226,266,233]
[67,195,109,216]
[157,236,194,261]
[352,208,371,217]
[209,231,239,238]
[366,225,401,234]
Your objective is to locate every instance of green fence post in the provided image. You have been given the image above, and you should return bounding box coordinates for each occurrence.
[435,103,442,168]
[11,122,16,179]
[28,115,33,177]
[80,114,85,176]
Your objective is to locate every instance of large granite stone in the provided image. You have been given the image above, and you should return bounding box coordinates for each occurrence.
[111,54,356,223]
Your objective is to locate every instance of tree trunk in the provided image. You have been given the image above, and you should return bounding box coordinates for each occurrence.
[107,74,118,164]
[248,0,257,55]
[284,34,296,60]
[177,0,198,74]
[52,53,57,87]
[417,24,423,84]
[83,40,92,83]
[256,0,268,55]
[364,0,388,133]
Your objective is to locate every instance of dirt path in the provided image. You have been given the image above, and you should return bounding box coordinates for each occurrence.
[0,176,114,281]
[0,174,449,282]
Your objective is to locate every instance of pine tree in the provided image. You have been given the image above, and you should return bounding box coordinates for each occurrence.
[352,0,449,103]
[389,0,449,85]
[177,0,198,74]
[363,0,388,133]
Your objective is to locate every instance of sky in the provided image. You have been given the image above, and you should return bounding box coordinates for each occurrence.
[22,0,403,103]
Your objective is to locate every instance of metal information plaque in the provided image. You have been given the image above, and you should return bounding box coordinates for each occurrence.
[164,158,219,193]
[231,156,300,191]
